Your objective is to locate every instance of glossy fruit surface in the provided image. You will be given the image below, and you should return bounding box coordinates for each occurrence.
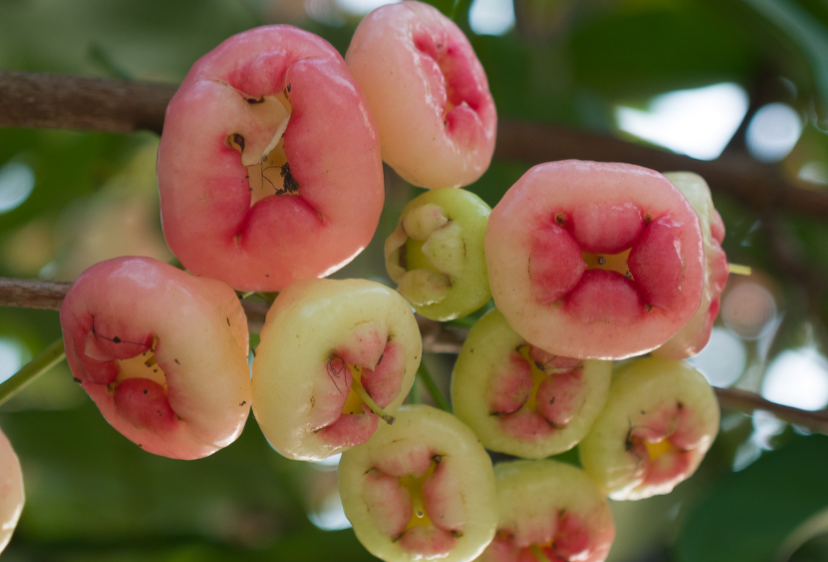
[252,278,421,461]
[346,1,496,189]
[451,309,611,458]
[60,257,252,460]
[339,405,497,562]
[485,160,705,360]
[478,460,615,562]
[158,25,384,292]
[386,187,491,321]
[0,429,24,554]
[579,357,719,500]
[654,172,729,359]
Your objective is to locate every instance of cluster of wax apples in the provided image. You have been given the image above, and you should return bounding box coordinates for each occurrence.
[0,2,725,560]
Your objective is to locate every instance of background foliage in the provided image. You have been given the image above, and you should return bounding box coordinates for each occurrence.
[1,0,828,560]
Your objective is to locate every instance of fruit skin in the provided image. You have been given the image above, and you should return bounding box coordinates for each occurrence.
[339,405,497,562]
[451,309,611,459]
[158,25,384,292]
[478,460,615,562]
[60,257,251,460]
[485,160,705,360]
[578,357,719,501]
[0,429,24,554]
[252,278,422,461]
[386,187,492,321]
[346,1,497,189]
[654,172,729,359]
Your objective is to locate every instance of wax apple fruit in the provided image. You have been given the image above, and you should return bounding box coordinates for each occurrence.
[451,309,611,459]
[485,160,705,360]
[60,257,252,460]
[252,279,422,461]
[478,460,615,562]
[0,429,24,554]
[158,25,384,292]
[339,405,497,562]
[346,1,497,189]
[654,172,729,359]
[386,188,492,321]
[578,357,719,500]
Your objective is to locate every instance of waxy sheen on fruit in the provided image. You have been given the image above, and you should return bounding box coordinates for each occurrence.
[339,405,497,562]
[654,172,729,359]
[346,1,497,189]
[0,429,23,554]
[60,257,252,460]
[386,187,492,321]
[579,357,719,500]
[478,460,615,562]
[451,309,611,459]
[485,160,705,360]
[252,279,421,461]
[158,26,384,292]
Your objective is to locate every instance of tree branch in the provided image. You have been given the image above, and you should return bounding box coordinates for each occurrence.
[6,276,828,435]
[2,71,827,218]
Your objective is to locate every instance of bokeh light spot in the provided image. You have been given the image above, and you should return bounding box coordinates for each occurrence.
[469,0,514,36]
[335,0,398,15]
[746,102,802,163]
[762,348,828,411]
[722,282,777,340]
[0,337,31,384]
[308,490,352,531]
[615,83,748,160]
[0,162,35,214]
[688,327,747,388]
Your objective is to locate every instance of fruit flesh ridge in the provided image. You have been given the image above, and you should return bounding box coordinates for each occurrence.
[477,460,615,562]
[339,405,498,562]
[346,1,497,189]
[485,160,704,360]
[451,309,611,459]
[158,25,384,292]
[60,257,252,460]
[578,357,720,500]
[251,279,421,461]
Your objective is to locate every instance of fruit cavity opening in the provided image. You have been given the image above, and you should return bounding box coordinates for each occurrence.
[225,91,297,207]
[399,457,439,530]
[582,249,633,279]
[115,338,167,391]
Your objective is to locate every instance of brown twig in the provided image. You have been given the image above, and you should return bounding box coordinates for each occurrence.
[6,276,828,435]
[2,71,827,218]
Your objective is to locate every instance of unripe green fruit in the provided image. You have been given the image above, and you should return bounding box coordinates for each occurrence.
[339,405,497,562]
[386,187,492,321]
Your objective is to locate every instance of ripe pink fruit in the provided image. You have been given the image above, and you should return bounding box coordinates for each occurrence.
[60,257,252,460]
[339,405,497,562]
[485,160,705,360]
[654,172,729,359]
[478,460,615,562]
[251,279,422,461]
[578,357,719,500]
[0,429,23,554]
[346,1,497,189]
[451,309,611,459]
[158,26,384,292]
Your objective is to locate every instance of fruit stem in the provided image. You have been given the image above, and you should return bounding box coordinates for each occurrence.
[0,338,65,406]
[728,263,752,276]
[417,363,451,413]
[351,377,396,425]
[529,544,552,562]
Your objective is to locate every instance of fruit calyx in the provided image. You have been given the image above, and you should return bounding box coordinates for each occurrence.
[624,401,693,489]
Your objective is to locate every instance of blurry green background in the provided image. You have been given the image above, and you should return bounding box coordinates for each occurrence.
[1,0,828,560]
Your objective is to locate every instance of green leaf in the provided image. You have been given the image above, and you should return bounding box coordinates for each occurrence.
[675,435,828,562]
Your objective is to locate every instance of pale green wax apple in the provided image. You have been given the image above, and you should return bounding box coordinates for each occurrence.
[478,460,615,562]
[451,309,611,459]
[251,278,422,461]
[579,357,720,501]
[386,187,491,321]
[0,429,23,555]
[654,172,729,359]
[339,405,497,562]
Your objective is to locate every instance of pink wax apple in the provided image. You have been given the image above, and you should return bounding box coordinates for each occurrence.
[158,26,384,292]
[60,257,252,460]
[346,1,497,189]
[485,160,705,360]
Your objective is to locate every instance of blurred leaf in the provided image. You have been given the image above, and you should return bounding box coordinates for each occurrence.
[675,434,828,562]
[742,0,828,127]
